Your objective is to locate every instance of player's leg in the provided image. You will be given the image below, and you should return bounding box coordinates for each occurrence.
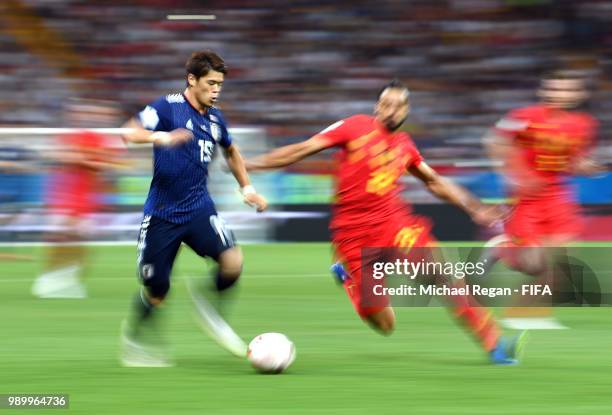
[439,259,526,363]
[34,169,95,298]
[391,218,500,353]
[504,199,581,328]
[215,245,243,294]
[505,201,550,274]
[32,213,89,299]
[341,260,395,335]
[120,215,183,367]
[391,216,523,364]
[332,232,395,335]
[130,215,183,328]
[500,200,576,329]
[183,211,247,357]
[364,307,396,336]
[184,211,241,305]
[475,202,559,328]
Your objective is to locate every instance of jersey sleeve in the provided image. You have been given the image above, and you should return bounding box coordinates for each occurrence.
[403,134,424,169]
[138,96,172,132]
[316,116,360,148]
[214,111,232,149]
[493,108,532,141]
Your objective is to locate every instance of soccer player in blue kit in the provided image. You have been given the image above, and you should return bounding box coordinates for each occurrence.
[120,51,267,366]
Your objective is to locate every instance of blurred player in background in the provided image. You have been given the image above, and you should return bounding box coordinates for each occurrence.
[483,71,603,329]
[120,51,267,367]
[31,99,122,298]
[248,80,524,365]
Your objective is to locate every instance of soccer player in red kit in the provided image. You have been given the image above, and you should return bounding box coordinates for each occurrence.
[484,72,603,328]
[248,80,524,364]
[32,101,123,298]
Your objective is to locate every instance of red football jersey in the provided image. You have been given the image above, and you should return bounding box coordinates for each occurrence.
[317,114,423,230]
[48,131,113,215]
[495,105,597,197]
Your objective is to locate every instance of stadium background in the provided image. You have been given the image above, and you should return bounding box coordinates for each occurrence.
[1,1,611,414]
[1,0,612,243]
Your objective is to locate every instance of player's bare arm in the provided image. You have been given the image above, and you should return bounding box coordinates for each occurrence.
[572,156,606,176]
[246,135,330,171]
[483,129,529,181]
[483,128,546,195]
[408,161,503,227]
[121,118,193,146]
[223,143,268,212]
[482,128,510,172]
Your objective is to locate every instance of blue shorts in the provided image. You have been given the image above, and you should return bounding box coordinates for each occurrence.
[136,207,236,293]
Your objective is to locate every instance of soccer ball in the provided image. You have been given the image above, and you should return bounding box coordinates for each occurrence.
[247,333,296,374]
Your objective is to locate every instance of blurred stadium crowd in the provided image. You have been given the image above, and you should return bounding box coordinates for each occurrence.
[1,0,612,240]
[0,0,610,155]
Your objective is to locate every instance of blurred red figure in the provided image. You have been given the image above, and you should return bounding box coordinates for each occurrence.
[247,81,522,364]
[32,100,122,298]
[485,71,603,328]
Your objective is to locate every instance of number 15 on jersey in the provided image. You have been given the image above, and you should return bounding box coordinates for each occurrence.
[198,139,214,163]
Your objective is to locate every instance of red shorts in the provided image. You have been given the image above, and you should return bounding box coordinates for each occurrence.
[332,214,435,318]
[505,196,581,246]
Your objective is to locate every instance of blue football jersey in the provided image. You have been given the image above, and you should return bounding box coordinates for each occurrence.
[137,93,233,223]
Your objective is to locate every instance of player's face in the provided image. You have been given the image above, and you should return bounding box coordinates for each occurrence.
[375,88,410,131]
[188,69,225,108]
[538,78,588,110]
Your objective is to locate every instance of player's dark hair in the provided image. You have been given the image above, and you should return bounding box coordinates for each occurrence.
[378,79,409,103]
[185,51,227,80]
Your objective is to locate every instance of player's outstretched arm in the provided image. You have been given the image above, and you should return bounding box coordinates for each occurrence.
[572,156,606,176]
[245,135,330,171]
[121,118,193,146]
[408,161,503,227]
[224,144,268,212]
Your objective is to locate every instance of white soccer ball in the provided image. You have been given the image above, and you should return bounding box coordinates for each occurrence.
[247,332,296,374]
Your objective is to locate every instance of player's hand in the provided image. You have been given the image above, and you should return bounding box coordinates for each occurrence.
[151,128,193,146]
[471,204,507,227]
[243,192,268,212]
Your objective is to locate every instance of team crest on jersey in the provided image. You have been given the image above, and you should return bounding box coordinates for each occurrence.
[210,123,220,142]
[186,119,194,131]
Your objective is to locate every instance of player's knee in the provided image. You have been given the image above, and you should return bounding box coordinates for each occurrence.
[381,313,396,335]
[217,247,243,280]
[144,281,170,302]
[365,308,395,336]
[138,261,171,299]
[516,248,548,276]
[376,319,395,336]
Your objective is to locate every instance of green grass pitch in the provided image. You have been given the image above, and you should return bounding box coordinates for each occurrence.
[1,243,611,414]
